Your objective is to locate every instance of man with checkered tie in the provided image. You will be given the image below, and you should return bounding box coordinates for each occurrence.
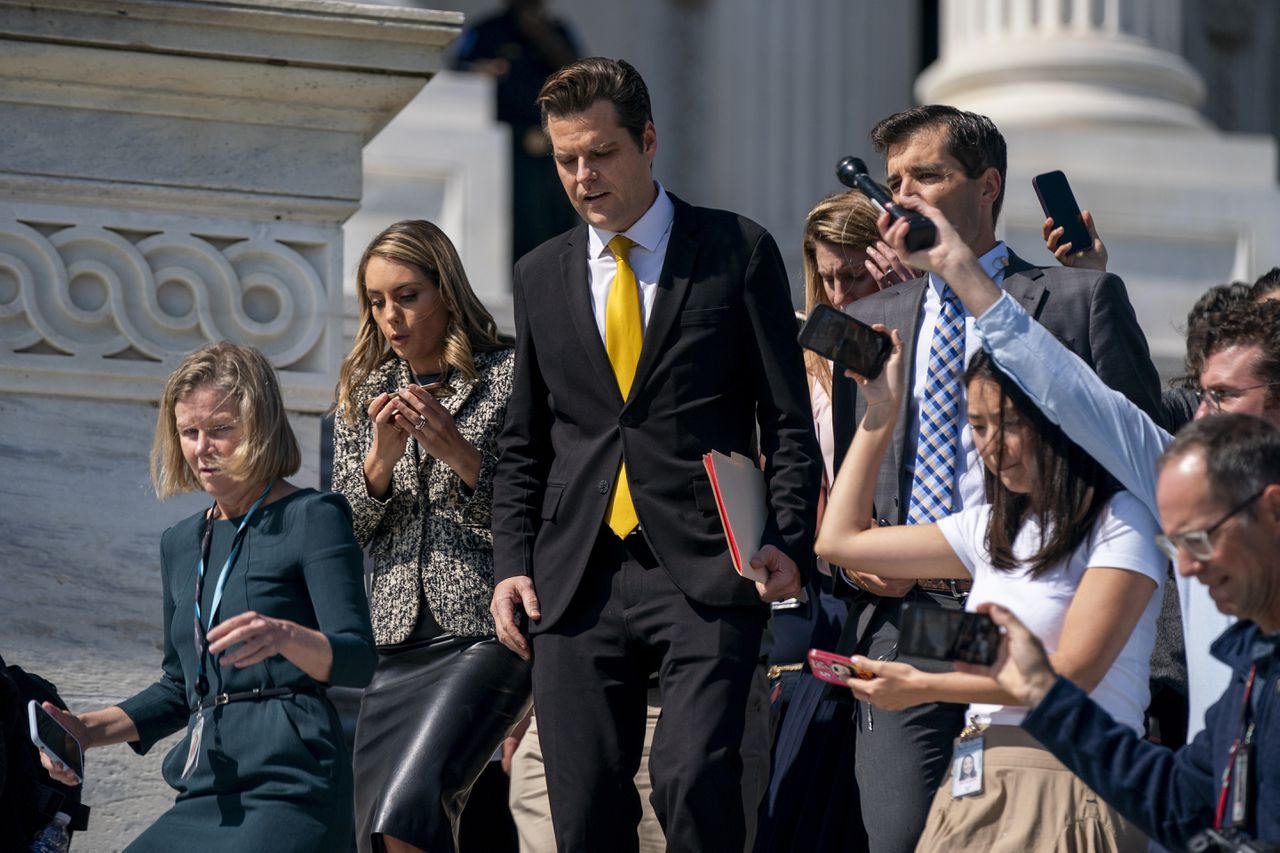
[828,105,1166,853]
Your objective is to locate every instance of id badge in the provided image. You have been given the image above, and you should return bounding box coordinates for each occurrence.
[181,711,205,780]
[950,735,984,799]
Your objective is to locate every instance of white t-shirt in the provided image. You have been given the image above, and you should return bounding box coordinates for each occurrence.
[935,491,1164,733]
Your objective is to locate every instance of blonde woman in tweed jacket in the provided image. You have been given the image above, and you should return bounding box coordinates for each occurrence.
[333,220,531,853]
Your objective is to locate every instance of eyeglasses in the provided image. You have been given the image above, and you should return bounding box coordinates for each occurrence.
[1196,381,1280,412]
[1154,486,1267,561]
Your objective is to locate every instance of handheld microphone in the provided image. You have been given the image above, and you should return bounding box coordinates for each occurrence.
[836,156,937,252]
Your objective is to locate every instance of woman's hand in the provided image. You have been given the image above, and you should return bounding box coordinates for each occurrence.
[36,703,89,785]
[363,392,410,500]
[842,657,932,710]
[207,610,334,682]
[844,326,905,410]
[1043,210,1108,272]
[392,385,483,488]
[864,239,920,289]
[878,197,1002,318]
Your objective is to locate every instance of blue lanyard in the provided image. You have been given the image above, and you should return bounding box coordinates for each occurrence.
[193,482,273,694]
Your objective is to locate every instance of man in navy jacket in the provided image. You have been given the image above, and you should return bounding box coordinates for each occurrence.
[975,415,1280,850]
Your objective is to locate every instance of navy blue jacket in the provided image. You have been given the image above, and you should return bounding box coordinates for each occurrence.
[1022,622,1280,850]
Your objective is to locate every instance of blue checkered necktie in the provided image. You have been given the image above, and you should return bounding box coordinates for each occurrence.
[907,285,966,524]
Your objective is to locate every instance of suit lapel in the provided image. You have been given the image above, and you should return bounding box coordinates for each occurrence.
[884,277,927,490]
[1001,249,1048,319]
[559,226,624,404]
[630,196,694,400]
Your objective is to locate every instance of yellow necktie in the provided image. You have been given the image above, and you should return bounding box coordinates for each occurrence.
[605,235,641,539]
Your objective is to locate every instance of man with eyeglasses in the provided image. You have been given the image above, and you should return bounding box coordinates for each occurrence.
[977,415,1280,850]
[874,197,1280,742]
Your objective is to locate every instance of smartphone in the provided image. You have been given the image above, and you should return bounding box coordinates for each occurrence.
[807,648,875,686]
[28,700,84,785]
[898,602,1000,666]
[797,304,893,379]
[1032,170,1091,256]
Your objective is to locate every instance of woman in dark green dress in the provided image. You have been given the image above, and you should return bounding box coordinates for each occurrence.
[37,342,376,851]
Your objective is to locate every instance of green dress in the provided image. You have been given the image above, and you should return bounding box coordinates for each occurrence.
[117,489,376,852]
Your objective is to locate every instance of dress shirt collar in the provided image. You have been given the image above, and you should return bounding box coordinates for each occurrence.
[587,181,675,258]
[928,240,1010,297]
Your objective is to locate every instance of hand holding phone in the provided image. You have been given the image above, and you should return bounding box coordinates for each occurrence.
[807,648,875,686]
[797,305,893,380]
[28,701,84,785]
[1033,171,1093,259]
[898,602,1000,666]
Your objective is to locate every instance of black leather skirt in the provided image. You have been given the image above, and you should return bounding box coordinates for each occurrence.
[353,633,532,853]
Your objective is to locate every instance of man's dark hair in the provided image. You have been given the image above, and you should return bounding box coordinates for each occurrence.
[1184,298,1280,399]
[1158,414,1280,511]
[537,57,652,150]
[870,104,1008,224]
[963,350,1116,578]
[1179,282,1253,388]
[1250,266,1280,303]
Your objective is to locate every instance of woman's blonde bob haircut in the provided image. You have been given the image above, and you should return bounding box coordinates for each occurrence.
[151,341,301,499]
[801,190,881,396]
[334,220,510,425]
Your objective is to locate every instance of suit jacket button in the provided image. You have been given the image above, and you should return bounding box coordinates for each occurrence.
[598,479,609,494]
[620,415,635,428]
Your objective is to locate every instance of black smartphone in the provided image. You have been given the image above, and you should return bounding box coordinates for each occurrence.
[1032,170,1091,256]
[28,700,84,784]
[898,601,999,666]
[797,304,893,379]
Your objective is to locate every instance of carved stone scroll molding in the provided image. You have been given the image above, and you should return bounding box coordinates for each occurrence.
[0,206,339,411]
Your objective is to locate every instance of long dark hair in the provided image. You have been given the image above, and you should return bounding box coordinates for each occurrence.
[964,351,1117,577]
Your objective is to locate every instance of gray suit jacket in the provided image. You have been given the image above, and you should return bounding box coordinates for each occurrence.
[834,250,1163,526]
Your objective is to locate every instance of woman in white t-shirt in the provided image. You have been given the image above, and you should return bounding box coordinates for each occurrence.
[815,333,1164,853]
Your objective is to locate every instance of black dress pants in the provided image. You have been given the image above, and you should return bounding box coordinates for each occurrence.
[531,528,767,853]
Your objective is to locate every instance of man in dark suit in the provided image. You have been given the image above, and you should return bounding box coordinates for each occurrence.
[490,57,820,853]
[829,104,1164,852]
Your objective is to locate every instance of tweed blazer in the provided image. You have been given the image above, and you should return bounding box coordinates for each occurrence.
[332,348,514,645]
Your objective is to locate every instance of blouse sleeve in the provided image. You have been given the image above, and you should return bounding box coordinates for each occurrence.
[298,492,377,688]
[454,350,514,527]
[117,527,194,755]
[330,402,391,546]
[1084,491,1165,586]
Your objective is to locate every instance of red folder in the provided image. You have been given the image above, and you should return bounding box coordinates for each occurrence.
[702,450,768,584]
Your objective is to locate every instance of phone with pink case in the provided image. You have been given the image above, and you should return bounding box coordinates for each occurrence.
[807,648,874,686]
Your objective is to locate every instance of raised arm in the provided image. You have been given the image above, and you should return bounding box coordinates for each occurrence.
[814,328,966,582]
[880,198,1172,517]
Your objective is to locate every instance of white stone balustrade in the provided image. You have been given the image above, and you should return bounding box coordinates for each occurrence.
[0,0,463,411]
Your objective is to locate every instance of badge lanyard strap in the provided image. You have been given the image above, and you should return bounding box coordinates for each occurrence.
[1213,664,1257,830]
[193,482,274,692]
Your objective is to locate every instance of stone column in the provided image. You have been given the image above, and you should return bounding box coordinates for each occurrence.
[0,1,460,844]
[910,0,1280,376]
[919,0,1205,129]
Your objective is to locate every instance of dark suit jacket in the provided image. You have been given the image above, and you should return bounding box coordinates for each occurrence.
[832,250,1163,526]
[493,193,821,632]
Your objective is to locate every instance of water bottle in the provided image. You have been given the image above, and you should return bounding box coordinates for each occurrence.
[30,811,70,853]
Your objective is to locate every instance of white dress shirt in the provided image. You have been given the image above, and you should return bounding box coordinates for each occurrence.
[586,182,675,342]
